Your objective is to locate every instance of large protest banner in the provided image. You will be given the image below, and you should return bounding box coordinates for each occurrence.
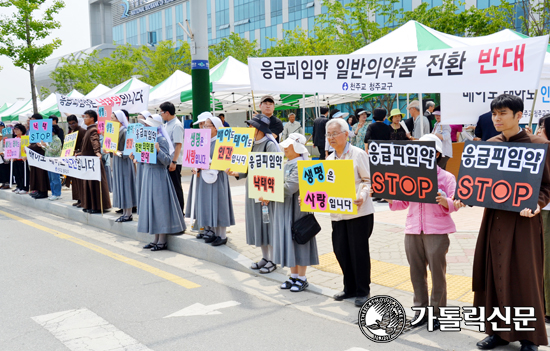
[368,140,439,204]
[134,126,157,164]
[441,82,550,125]
[25,148,101,181]
[124,123,140,156]
[210,127,255,173]
[249,36,548,94]
[20,136,29,157]
[454,141,547,212]
[29,119,52,143]
[182,129,211,169]
[61,133,78,157]
[97,105,113,134]
[247,152,284,202]
[102,121,120,153]
[3,138,21,160]
[56,86,150,115]
[298,160,358,215]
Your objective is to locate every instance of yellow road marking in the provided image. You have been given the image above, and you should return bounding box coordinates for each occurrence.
[0,209,200,289]
[313,252,473,303]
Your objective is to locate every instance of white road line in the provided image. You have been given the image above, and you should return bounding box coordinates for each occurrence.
[32,308,152,351]
[165,301,241,317]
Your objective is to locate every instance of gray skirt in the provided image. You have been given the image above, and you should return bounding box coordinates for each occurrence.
[112,155,136,209]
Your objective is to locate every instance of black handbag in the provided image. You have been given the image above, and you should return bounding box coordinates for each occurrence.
[291,193,321,245]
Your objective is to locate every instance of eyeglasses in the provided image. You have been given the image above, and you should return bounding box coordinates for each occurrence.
[326,131,345,138]
[160,111,165,114]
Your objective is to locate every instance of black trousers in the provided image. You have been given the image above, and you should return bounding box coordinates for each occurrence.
[13,160,29,191]
[331,214,374,297]
[0,161,9,183]
[168,164,184,213]
[317,146,325,160]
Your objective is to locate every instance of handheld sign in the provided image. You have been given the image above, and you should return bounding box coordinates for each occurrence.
[247,152,284,202]
[102,121,120,153]
[4,138,21,159]
[20,136,29,157]
[134,126,157,164]
[124,123,141,156]
[182,129,211,169]
[368,140,439,204]
[97,105,112,134]
[29,119,52,143]
[210,127,255,173]
[298,160,358,215]
[455,141,547,212]
[2,127,12,137]
[61,133,78,157]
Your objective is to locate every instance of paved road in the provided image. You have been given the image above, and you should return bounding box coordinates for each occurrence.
[0,200,545,351]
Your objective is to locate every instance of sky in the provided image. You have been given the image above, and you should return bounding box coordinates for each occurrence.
[0,0,91,105]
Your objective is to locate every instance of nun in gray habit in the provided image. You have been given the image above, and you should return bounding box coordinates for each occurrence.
[226,114,283,274]
[273,133,319,292]
[111,110,137,222]
[132,110,151,214]
[195,114,235,246]
[139,116,186,251]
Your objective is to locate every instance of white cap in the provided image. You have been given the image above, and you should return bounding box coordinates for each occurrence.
[419,134,443,154]
[193,111,213,125]
[206,116,223,130]
[332,111,349,119]
[279,133,309,155]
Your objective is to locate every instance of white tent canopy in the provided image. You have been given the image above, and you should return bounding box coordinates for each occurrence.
[99,77,151,98]
[86,84,111,98]
[148,70,191,108]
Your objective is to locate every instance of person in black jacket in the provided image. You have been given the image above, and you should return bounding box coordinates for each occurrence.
[259,95,284,142]
[364,108,392,147]
[312,107,330,159]
[474,111,499,141]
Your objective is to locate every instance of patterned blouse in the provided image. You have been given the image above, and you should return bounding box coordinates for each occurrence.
[351,122,368,150]
[42,135,62,157]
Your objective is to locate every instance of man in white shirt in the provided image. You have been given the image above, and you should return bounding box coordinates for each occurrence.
[408,100,430,140]
[281,113,303,140]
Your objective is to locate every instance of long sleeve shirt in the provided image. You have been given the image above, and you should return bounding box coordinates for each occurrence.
[41,135,62,157]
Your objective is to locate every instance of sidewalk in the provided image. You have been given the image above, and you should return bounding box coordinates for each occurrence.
[1,169,483,312]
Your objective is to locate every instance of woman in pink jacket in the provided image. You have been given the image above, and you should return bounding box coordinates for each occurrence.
[387,134,459,330]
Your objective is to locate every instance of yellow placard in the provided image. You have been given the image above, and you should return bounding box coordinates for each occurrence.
[247,152,285,202]
[61,132,78,157]
[20,136,29,158]
[298,160,358,215]
[210,127,255,173]
[102,121,120,153]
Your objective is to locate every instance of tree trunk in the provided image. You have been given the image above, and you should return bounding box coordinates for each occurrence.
[25,15,38,114]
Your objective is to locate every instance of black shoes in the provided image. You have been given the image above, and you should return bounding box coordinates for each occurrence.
[520,340,538,351]
[115,215,133,222]
[204,235,217,244]
[151,243,167,251]
[476,334,509,350]
[196,233,205,239]
[333,291,356,301]
[411,311,428,327]
[211,237,227,246]
[143,242,156,249]
[354,296,369,307]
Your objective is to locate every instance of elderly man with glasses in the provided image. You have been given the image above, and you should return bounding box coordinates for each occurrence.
[325,118,375,307]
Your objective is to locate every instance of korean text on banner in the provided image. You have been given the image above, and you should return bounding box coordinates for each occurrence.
[134,126,157,164]
[20,136,29,157]
[25,148,101,181]
[97,105,112,134]
[454,141,547,212]
[124,123,140,156]
[368,140,439,204]
[61,133,78,157]
[440,82,550,125]
[2,127,12,137]
[103,121,120,153]
[56,86,150,115]
[3,138,21,159]
[210,127,255,173]
[298,160,358,215]
[182,129,211,169]
[247,152,285,202]
[248,36,549,94]
[29,119,52,143]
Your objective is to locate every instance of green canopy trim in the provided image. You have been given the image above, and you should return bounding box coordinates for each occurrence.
[415,22,452,51]
[116,78,134,94]
[0,103,9,115]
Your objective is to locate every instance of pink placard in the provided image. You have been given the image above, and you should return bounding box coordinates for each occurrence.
[182,129,211,169]
[4,138,21,160]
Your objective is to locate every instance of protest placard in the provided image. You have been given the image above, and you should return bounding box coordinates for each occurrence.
[25,148,101,181]
[124,123,141,156]
[210,127,255,173]
[134,126,157,164]
[56,86,150,115]
[3,138,21,160]
[454,141,547,212]
[249,36,548,94]
[182,129,211,169]
[368,140,439,204]
[297,160,358,215]
[97,105,112,134]
[29,119,52,143]
[61,133,78,157]
[102,121,120,153]
[20,136,29,158]
[247,152,284,202]
[2,127,12,137]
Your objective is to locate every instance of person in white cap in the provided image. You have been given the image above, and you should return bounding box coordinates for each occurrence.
[387,133,459,330]
[407,100,430,140]
[273,133,319,292]
[110,110,137,222]
[139,116,185,251]
[193,114,235,247]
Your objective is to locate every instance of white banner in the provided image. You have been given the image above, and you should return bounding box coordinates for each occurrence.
[25,148,101,181]
[249,36,549,94]
[56,86,150,115]
[440,79,550,125]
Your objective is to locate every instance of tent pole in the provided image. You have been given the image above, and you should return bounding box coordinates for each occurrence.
[302,93,306,134]
[211,92,215,113]
[529,89,538,129]
[251,91,257,112]
[419,93,423,137]
[407,94,410,119]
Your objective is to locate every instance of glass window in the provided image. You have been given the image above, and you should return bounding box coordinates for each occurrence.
[148,12,163,44]
[165,8,173,41]
[140,17,147,45]
[125,20,137,45]
[113,24,124,44]
[175,3,184,45]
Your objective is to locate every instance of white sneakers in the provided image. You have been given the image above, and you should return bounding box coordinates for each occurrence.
[15,189,28,195]
[48,195,61,201]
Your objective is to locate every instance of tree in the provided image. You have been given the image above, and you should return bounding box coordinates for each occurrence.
[209,32,261,67]
[518,0,550,39]
[0,0,65,113]
[135,40,192,86]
